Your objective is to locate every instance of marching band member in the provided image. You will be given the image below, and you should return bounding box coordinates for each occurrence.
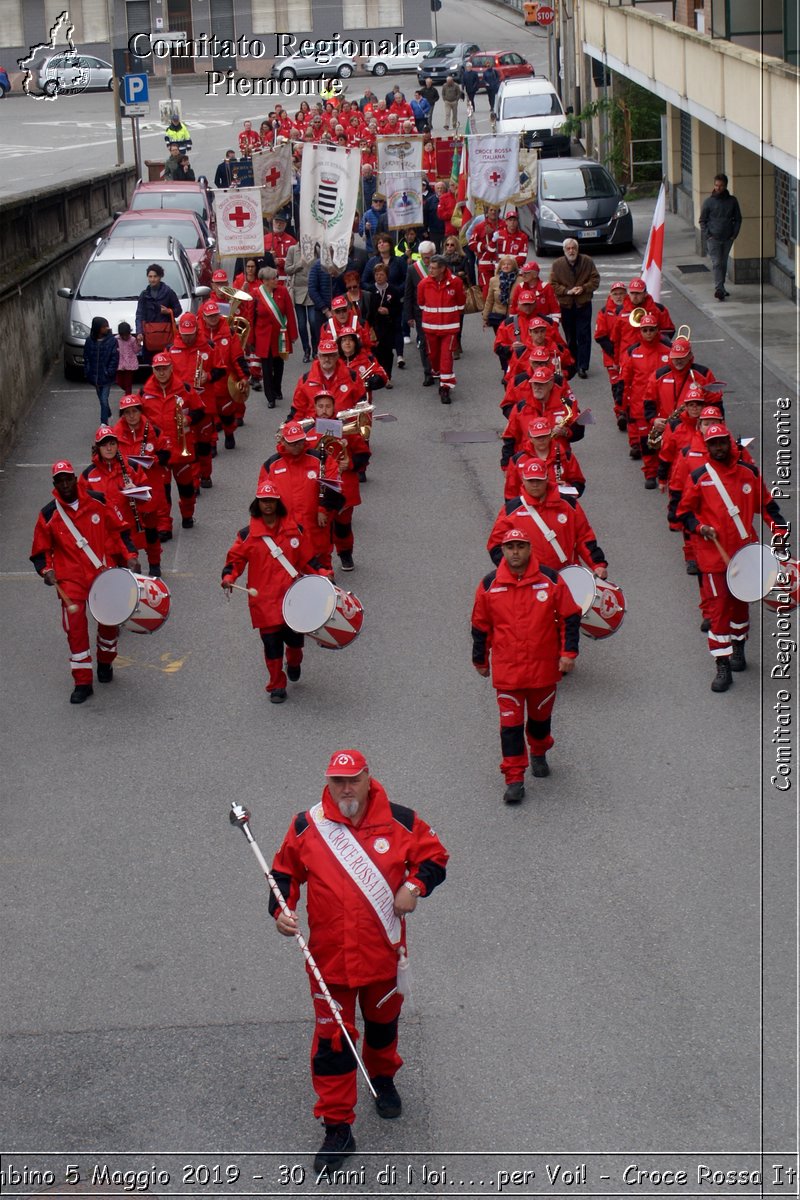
[112,395,172,541]
[307,391,370,573]
[494,209,528,269]
[199,300,250,446]
[82,427,162,578]
[618,311,673,478]
[611,277,675,367]
[659,395,722,578]
[268,749,448,1170]
[503,416,586,501]
[643,333,717,454]
[263,210,297,287]
[291,338,367,422]
[468,205,504,296]
[168,313,216,487]
[471,528,581,802]
[325,294,372,348]
[221,481,314,703]
[509,261,560,320]
[593,281,629,428]
[253,266,298,410]
[416,254,466,404]
[258,421,344,573]
[501,364,582,466]
[141,353,203,531]
[336,331,388,394]
[30,461,138,704]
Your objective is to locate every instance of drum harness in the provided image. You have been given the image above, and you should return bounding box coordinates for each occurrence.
[518,497,568,564]
[262,535,300,579]
[702,464,749,541]
[54,501,105,570]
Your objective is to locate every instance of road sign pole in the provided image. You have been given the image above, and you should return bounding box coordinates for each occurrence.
[131,116,141,178]
[107,0,125,165]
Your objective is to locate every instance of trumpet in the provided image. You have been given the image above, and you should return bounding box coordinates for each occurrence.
[337,402,375,439]
[176,397,191,458]
[194,350,206,392]
[629,306,647,327]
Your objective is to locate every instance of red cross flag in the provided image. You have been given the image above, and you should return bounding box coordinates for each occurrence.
[216,188,264,255]
[252,143,293,217]
[467,134,520,205]
[641,181,666,303]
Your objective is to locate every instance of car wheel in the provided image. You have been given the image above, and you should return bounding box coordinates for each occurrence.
[43,79,59,97]
[63,355,83,382]
[107,77,114,91]
[279,68,297,81]
[534,224,547,256]
[372,62,388,76]
[337,63,354,78]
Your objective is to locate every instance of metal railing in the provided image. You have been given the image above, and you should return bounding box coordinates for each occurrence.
[629,137,662,183]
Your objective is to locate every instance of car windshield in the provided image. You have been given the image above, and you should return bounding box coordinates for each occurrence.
[77,260,188,301]
[131,192,206,220]
[501,93,563,118]
[540,166,618,200]
[113,219,202,249]
[429,45,457,57]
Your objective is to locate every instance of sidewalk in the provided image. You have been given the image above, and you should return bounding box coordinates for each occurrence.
[628,196,799,396]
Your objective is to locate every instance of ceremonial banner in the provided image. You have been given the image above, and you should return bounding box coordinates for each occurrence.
[641,181,666,302]
[452,118,472,233]
[215,188,264,255]
[383,170,424,229]
[252,142,293,217]
[377,134,423,195]
[299,144,362,269]
[506,147,539,207]
[468,134,520,205]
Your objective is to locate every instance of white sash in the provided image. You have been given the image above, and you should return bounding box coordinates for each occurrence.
[262,535,299,579]
[519,496,568,564]
[703,463,749,540]
[310,802,402,946]
[55,501,105,570]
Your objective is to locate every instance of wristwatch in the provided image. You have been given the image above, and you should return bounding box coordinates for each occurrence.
[403,881,421,897]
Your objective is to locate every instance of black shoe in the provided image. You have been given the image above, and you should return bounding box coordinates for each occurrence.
[730,642,747,672]
[181,517,194,529]
[629,445,642,460]
[314,1124,355,1174]
[96,663,113,684]
[439,386,451,404]
[644,477,658,490]
[287,665,301,682]
[69,684,93,704]
[158,530,173,543]
[148,563,162,578]
[530,754,550,778]
[701,617,711,633]
[503,781,525,804]
[211,445,218,458]
[303,349,312,363]
[422,374,435,387]
[686,559,700,576]
[723,288,730,297]
[397,357,405,369]
[236,417,244,427]
[224,434,236,449]
[357,469,367,482]
[269,688,287,704]
[715,289,726,301]
[616,415,628,431]
[339,551,354,571]
[577,368,588,379]
[372,1075,402,1119]
[199,477,213,488]
[711,658,732,692]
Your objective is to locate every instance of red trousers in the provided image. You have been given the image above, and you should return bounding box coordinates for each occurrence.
[700,572,749,657]
[259,624,304,692]
[495,685,558,781]
[309,975,403,1125]
[60,593,119,685]
[424,330,456,390]
[130,519,162,569]
[164,458,197,525]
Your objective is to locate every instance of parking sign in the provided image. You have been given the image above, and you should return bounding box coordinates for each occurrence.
[122,73,149,105]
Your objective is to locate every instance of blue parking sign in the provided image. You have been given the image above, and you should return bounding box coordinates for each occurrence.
[122,73,149,105]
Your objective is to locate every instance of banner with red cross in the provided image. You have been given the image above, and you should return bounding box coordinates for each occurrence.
[467,134,520,206]
[252,143,293,217]
[216,189,264,255]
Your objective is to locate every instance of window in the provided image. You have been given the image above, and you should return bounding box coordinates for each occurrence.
[44,0,108,43]
[0,0,23,44]
[540,166,618,201]
[501,92,563,119]
[775,168,797,268]
[679,110,692,186]
[252,0,313,37]
[342,0,403,22]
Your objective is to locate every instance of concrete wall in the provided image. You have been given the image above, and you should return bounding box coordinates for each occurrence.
[0,168,136,464]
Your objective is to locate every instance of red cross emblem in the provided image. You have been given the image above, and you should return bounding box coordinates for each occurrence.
[264,166,281,188]
[488,170,503,185]
[228,205,250,228]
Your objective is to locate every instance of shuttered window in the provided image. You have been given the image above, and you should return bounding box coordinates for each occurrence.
[342,0,404,25]
[252,0,313,37]
[0,0,23,45]
[43,0,108,43]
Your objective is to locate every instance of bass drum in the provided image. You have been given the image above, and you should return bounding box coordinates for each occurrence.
[580,577,626,640]
[282,575,364,649]
[558,565,596,615]
[88,568,171,634]
[726,543,780,603]
[763,557,800,613]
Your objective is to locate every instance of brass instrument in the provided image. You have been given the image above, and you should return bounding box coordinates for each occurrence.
[550,396,577,439]
[337,402,375,440]
[629,306,647,327]
[275,417,315,446]
[194,349,206,393]
[675,323,691,341]
[219,284,252,352]
[176,397,191,457]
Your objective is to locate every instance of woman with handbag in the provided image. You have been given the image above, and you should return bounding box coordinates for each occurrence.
[135,264,182,366]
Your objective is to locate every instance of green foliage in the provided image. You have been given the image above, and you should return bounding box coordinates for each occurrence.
[563,79,665,185]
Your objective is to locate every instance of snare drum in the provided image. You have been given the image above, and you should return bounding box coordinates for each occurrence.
[88,568,171,635]
[726,543,779,603]
[558,565,597,616]
[764,557,800,614]
[282,575,364,649]
[580,577,627,640]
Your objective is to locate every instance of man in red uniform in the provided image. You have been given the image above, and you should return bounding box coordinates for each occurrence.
[112,394,172,540]
[221,481,314,702]
[417,254,465,403]
[611,276,674,369]
[82,426,163,577]
[269,749,448,1170]
[494,209,528,268]
[503,415,586,501]
[676,423,786,691]
[509,261,560,319]
[471,529,581,802]
[199,300,250,446]
[238,120,261,157]
[308,391,370,572]
[643,334,717,453]
[593,281,628,428]
[30,461,138,703]
[263,210,297,287]
[501,364,582,464]
[291,338,367,421]
[468,206,504,296]
[618,311,672,478]
[140,352,204,530]
[258,421,344,572]
[167,312,216,486]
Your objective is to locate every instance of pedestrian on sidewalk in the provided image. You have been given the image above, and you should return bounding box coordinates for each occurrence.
[699,173,742,301]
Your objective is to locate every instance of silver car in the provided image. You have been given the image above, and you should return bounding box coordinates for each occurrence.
[57,236,210,380]
[38,53,114,95]
[270,48,356,80]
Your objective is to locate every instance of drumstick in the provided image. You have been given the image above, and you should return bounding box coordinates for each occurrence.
[229,582,259,597]
[711,535,732,568]
[55,582,79,613]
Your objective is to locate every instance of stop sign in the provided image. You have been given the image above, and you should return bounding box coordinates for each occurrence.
[537,5,555,23]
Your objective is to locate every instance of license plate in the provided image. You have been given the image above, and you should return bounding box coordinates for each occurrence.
[579,229,600,238]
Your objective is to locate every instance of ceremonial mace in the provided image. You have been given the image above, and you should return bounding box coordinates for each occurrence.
[228,802,377,1098]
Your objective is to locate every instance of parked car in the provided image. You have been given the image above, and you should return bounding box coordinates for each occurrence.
[129,181,215,234]
[38,53,113,95]
[416,42,480,85]
[56,236,210,380]
[0,65,12,97]
[364,39,436,76]
[524,156,633,254]
[494,77,570,157]
[105,209,215,286]
[270,46,356,80]
[466,50,534,93]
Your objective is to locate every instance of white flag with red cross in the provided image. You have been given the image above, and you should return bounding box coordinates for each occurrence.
[467,134,520,205]
[641,182,666,302]
[215,189,264,256]
[252,143,293,217]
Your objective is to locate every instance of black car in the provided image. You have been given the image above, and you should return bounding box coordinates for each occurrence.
[528,157,634,254]
[416,42,480,85]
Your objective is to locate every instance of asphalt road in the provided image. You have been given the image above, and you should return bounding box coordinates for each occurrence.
[0,0,796,1190]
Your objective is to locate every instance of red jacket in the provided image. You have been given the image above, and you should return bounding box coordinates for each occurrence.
[676,455,782,572]
[612,296,674,362]
[222,512,311,628]
[306,429,367,509]
[81,452,157,529]
[258,445,344,558]
[111,413,169,464]
[471,556,581,689]
[504,442,585,501]
[620,337,672,420]
[501,379,581,460]
[417,272,465,334]
[487,485,606,572]
[291,360,366,421]
[509,277,560,318]
[269,779,449,987]
[253,282,299,358]
[437,191,456,237]
[594,297,626,372]
[30,483,134,593]
[494,229,528,268]
[643,359,718,423]
[141,378,204,463]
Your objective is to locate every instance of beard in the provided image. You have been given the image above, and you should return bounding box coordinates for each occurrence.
[337,798,360,819]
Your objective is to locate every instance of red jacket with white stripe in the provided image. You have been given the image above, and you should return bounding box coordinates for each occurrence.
[487,485,607,572]
[30,483,134,593]
[221,513,311,628]
[417,271,465,335]
[676,454,783,572]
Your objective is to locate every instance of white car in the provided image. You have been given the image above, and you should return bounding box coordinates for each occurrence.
[364,39,436,76]
[38,53,114,95]
[270,47,357,80]
[494,77,570,157]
